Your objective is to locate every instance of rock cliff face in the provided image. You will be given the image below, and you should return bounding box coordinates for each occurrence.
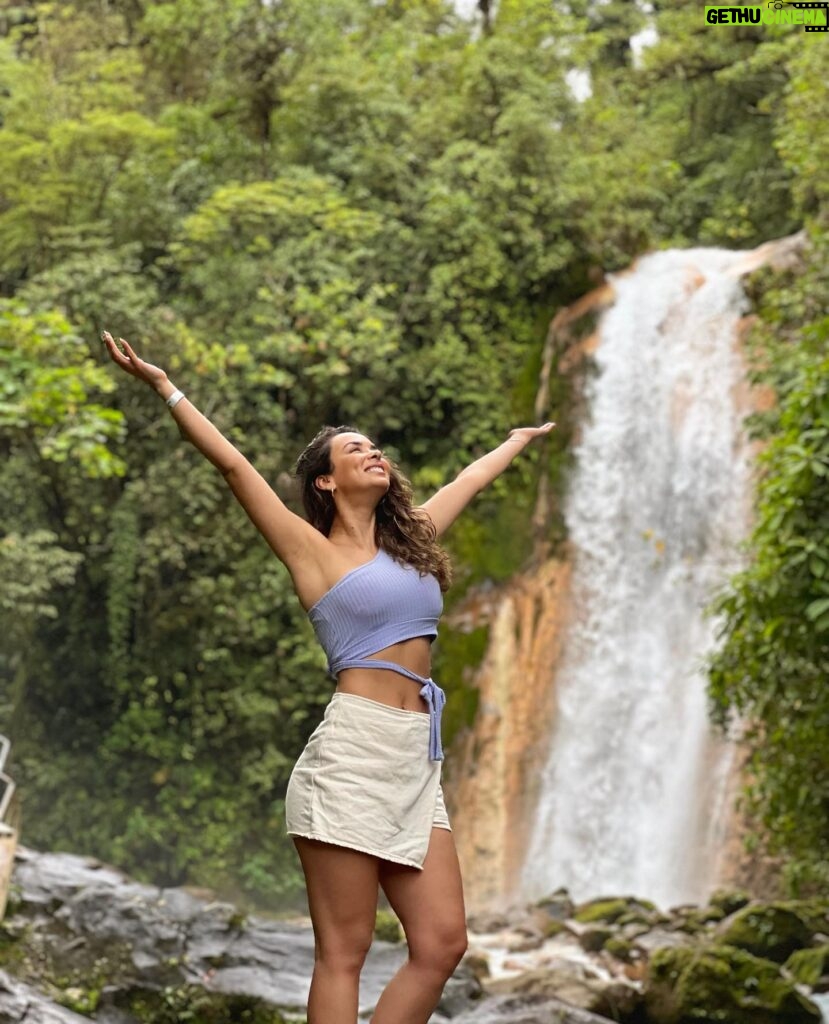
[446,559,572,912]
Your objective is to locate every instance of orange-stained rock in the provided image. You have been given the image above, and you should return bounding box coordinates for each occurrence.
[444,557,572,913]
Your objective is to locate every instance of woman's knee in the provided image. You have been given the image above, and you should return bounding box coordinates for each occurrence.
[315,923,375,974]
[409,922,468,976]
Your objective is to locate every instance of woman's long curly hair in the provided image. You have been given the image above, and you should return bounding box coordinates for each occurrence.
[294,425,452,592]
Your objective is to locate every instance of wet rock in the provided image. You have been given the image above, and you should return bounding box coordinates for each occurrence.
[499,911,550,952]
[544,918,569,938]
[573,896,657,926]
[708,888,752,916]
[3,847,413,1018]
[644,942,822,1024]
[716,903,815,963]
[534,889,576,922]
[437,961,486,1017]
[449,991,621,1023]
[503,931,546,953]
[0,970,91,1023]
[602,936,634,963]
[578,927,614,953]
[666,904,725,933]
[462,951,491,982]
[632,927,699,955]
[485,963,641,1020]
[467,911,511,934]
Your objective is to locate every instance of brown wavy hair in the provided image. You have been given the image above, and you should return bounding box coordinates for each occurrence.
[294,425,452,592]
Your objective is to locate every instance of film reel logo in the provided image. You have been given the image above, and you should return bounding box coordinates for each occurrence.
[770,0,829,30]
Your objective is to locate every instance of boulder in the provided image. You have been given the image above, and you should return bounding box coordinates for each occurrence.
[437,961,486,1018]
[644,942,822,1024]
[450,991,627,1023]
[467,911,511,934]
[708,888,752,916]
[485,964,641,1020]
[578,927,614,953]
[784,944,829,990]
[632,928,699,955]
[462,951,491,982]
[716,903,815,963]
[573,896,658,926]
[666,905,726,934]
[534,889,576,922]
[0,970,91,1024]
[602,936,634,963]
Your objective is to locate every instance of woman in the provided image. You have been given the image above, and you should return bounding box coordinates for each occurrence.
[102,330,554,1024]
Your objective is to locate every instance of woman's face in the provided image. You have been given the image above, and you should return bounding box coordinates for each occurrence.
[318,432,390,498]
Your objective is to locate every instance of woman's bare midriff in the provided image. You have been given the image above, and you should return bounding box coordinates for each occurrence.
[334,636,432,715]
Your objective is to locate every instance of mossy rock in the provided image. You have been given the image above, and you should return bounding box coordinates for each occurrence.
[785,944,829,988]
[544,918,567,938]
[123,985,289,1023]
[0,923,26,970]
[534,888,575,921]
[374,908,404,943]
[58,986,101,1014]
[579,926,615,953]
[717,903,815,963]
[617,909,662,928]
[777,899,829,937]
[645,943,822,1024]
[574,896,656,925]
[605,936,634,962]
[671,906,727,934]
[708,889,752,916]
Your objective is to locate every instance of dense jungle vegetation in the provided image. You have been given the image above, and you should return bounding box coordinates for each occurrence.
[0,0,826,909]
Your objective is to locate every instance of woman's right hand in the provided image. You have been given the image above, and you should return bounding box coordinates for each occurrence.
[102,331,168,391]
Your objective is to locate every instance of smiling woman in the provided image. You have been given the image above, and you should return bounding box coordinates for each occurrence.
[100,328,553,1024]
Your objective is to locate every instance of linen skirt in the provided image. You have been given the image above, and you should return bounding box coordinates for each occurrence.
[285,691,451,869]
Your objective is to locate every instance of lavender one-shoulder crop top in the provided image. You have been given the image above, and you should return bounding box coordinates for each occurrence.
[308,548,447,760]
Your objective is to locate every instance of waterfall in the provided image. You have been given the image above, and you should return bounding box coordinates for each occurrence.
[521,248,757,910]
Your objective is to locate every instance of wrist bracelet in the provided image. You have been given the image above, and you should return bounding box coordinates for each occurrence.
[166,389,186,410]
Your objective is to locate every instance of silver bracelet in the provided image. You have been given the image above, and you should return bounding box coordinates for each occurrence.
[166,389,186,410]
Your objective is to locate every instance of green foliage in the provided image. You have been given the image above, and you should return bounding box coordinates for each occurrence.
[0,300,126,476]
[708,229,829,895]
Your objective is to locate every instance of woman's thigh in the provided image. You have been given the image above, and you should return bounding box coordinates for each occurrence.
[293,838,381,962]
[377,827,468,959]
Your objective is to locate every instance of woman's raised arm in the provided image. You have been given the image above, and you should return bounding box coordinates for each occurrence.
[418,423,555,538]
[102,332,322,568]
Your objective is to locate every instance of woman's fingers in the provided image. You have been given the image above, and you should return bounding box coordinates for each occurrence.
[102,331,122,360]
[101,331,166,388]
[102,331,137,374]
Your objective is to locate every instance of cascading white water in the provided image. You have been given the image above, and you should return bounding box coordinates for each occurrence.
[521,247,757,910]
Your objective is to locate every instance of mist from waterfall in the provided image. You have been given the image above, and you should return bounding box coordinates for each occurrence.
[521,248,756,910]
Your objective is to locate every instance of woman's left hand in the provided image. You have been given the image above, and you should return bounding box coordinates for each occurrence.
[508,422,556,444]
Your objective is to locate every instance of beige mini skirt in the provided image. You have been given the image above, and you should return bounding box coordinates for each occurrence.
[285,691,451,869]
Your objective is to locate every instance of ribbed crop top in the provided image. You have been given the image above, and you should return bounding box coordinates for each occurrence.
[308,548,447,760]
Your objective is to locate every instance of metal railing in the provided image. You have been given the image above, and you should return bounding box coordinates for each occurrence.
[0,734,14,825]
[0,733,17,921]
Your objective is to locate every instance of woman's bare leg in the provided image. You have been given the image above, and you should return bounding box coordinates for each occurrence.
[371,828,468,1024]
[293,837,381,1024]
